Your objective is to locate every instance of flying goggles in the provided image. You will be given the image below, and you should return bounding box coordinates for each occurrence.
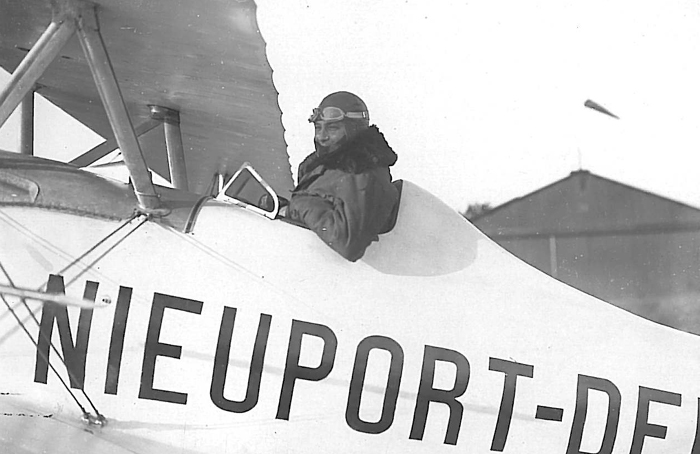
[308,106,369,123]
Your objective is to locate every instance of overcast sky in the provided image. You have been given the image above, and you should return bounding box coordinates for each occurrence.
[258,0,700,211]
[2,0,700,212]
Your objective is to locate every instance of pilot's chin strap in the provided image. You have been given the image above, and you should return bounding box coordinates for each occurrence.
[0,213,148,426]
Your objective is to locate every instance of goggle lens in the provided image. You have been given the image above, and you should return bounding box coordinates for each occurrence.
[309,107,368,123]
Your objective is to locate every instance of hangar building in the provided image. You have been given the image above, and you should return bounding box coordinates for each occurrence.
[472,170,700,333]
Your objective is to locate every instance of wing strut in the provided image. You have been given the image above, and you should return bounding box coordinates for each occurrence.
[150,106,189,191]
[69,118,161,167]
[20,89,35,156]
[0,0,163,213]
[0,14,76,127]
[76,4,161,211]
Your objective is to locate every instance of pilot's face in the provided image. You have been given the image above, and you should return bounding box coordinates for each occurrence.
[314,120,347,155]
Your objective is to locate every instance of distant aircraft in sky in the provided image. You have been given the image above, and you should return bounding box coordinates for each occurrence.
[585,99,620,119]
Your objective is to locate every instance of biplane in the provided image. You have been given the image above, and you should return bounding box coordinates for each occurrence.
[2,1,700,453]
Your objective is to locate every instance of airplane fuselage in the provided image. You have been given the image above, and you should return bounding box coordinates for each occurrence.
[2,152,700,453]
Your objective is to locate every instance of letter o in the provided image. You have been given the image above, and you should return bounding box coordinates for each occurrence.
[346,336,404,434]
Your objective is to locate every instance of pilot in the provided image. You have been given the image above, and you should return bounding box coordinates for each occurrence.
[286,91,399,261]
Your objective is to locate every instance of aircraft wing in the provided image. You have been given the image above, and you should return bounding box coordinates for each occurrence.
[0,0,293,196]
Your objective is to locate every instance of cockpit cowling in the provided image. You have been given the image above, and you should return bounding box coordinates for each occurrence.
[193,180,477,276]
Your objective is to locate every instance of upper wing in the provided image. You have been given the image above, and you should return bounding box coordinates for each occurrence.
[0,0,293,196]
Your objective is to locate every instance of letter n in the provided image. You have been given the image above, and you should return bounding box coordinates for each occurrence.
[34,274,98,389]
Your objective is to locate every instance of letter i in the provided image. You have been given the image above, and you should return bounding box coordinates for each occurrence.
[104,286,132,395]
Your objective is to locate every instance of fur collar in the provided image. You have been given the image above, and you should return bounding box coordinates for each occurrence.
[296,126,397,188]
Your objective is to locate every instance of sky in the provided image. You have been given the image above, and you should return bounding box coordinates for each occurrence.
[2,0,700,212]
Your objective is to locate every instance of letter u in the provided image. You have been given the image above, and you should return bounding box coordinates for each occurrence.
[210,307,272,413]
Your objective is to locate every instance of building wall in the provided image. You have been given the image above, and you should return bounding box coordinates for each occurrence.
[475,171,700,334]
[477,171,700,236]
[497,230,700,333]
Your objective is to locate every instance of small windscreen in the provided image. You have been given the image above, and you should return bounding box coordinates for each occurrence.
[224,168,268,207]
[216,163,279,218]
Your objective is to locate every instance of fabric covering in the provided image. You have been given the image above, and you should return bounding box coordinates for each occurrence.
[288,126,399,261]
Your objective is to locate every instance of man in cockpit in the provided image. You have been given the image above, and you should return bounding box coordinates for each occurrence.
[286,91,399,262]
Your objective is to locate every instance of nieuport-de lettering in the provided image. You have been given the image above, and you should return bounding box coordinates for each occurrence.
[33,275,700,451]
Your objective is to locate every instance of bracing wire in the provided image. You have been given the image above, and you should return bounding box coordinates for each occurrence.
[0,265,89,416]
[0,213,149,422]
[61,214,148,290]
[49,212,142,289]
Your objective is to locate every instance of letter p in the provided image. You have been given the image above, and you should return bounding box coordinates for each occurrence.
[276,320,337,420]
